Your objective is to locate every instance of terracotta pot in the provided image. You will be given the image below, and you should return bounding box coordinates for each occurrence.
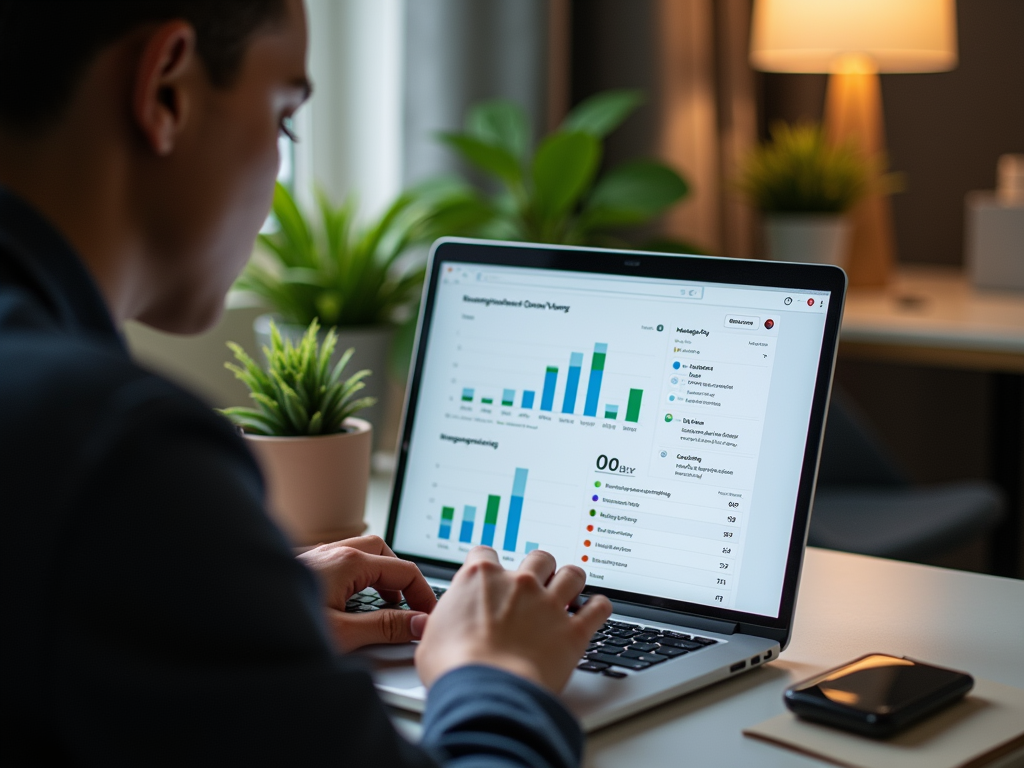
[244,418,372,546]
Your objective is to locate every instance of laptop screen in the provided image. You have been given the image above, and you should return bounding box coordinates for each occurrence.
[391,256,834,621]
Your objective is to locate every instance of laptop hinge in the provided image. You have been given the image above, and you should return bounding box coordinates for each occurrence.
[608,599,739,635]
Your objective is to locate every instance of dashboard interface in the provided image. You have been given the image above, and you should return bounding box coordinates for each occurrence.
[392,261,832,619]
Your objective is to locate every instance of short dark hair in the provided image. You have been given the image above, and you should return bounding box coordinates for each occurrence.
[0,0,287,135]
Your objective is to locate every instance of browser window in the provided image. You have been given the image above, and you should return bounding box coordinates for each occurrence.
[392,262,831,619]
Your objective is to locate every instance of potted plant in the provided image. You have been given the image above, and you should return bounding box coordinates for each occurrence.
[738,122,870,266]
[221,319,376,546]
[426,89,693,249]
[233,182,440,451]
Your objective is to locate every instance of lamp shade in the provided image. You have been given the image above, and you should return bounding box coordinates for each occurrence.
[750,0,958,74]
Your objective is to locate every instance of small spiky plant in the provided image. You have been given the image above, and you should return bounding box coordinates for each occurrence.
[221,319,376,437]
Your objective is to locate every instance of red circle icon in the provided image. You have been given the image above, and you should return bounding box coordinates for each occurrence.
[584,539,592,547]
[807,298,815,306]
[581,555,589,563]
[764,318,775,329]
[587,524,594,532]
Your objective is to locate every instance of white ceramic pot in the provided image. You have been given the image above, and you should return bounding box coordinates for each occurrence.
[244,418,372,546]
[764,214,851,268]
[254,315,394,451]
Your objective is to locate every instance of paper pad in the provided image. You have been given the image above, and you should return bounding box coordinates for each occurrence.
[743,678,1024,768]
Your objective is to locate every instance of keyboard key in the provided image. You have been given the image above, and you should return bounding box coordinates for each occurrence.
[659,637,704,651]
[590,632,609,643]
[586,652,651,670]
[662,631,691,640]
[693,637,718,646]
[627,642,659,653]
[633,633,660,643]
[599,637,630,648]
[578,661,610,673]
[620,650,667,664]
[654,646,687,657]
[602,669,628,679]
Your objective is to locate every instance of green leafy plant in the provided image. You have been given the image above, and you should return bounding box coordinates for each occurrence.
[738,123,870,214]
[221,319,376,436]
[429,89,691,247]
[234,182,441,328]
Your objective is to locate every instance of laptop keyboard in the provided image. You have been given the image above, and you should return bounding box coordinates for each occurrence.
[580,619,718,677]
[347,587,718,679]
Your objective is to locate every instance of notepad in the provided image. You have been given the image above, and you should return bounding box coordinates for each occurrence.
[743,678,1024,768]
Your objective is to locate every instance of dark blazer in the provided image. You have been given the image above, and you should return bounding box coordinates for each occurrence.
[0,190,581,766]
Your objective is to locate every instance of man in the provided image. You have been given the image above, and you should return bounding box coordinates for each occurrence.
[0,1,612,764]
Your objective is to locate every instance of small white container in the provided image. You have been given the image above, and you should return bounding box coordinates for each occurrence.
[763,214,850,267]
[966,154,1024,291]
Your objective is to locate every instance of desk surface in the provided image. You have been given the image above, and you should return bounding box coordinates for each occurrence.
[841,267,1024,373]
[365,476,1024,766]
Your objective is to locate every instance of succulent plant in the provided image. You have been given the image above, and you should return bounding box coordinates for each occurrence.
[221,318,375,437]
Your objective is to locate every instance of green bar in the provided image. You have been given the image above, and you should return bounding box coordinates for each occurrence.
[604,409,618,420]
[501,400,513,406]
[546,365,558,374]
[441,506,455,522]
[485,495,501,525]
[592,351,606,372]
[461,395,473,402]
[625,389,643,422]
[481,398,493,404]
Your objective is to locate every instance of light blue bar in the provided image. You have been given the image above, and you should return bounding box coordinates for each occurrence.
[541,368,557,411]
[459,505,476,543]
[605,404,619,416]
[502,388,515,405]
[502,468,529,552]
[461,387,474,400]
[525,542,539,553]
[562,352,584,414]
[522,390,535,409]
[583,343,607,417]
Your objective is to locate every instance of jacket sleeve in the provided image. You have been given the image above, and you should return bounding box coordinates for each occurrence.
[50,375,581,767]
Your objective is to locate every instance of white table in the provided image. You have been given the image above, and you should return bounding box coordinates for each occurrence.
[364,475,1024,766]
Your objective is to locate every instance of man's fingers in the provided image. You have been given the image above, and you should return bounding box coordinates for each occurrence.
[573,594,613,638]
[326,535,396,558]
[463,545,501,567]
[327,608,428,652]
[517,548,557,585]
[359,553,437,612]
[547,564,587,606]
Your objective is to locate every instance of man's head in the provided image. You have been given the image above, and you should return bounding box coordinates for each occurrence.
[0,0,310,333]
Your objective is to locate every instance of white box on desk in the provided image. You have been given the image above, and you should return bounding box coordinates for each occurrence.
[966,191,1024,291]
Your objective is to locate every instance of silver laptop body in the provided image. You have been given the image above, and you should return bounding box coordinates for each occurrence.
[364,238,846,732]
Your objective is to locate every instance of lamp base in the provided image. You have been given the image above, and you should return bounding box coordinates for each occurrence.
[825,69,896,288]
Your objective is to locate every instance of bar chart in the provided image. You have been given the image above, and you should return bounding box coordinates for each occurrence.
[436,467,534,553]
[456,341,647,424]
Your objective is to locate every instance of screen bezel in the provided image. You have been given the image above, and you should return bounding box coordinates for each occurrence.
[386,237,847,641]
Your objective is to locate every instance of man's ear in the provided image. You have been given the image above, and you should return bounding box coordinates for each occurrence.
[132,21,198,156]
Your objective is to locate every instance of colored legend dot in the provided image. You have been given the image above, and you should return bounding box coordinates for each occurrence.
[594,481,601,488]
[589,509,596,516]
[592,494,599,501]
[584,540,591,547]
[581,555,589,563]
[673,361,681,369]
[664,413,673,422]
[587,524,594,532]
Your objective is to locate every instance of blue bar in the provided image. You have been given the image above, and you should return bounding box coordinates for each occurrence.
[541,367,558,411]
[522,390,535,409]
[502,468,529,552]
[461,387,474,401]
[562,353,583,414]
[439,524,451,540]
[583,343,607,417]
[482,523,495,547]
[459,505,476,543]
[525,542,539,553]
[502,388,515,406]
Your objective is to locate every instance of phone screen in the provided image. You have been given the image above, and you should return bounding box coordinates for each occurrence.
[792,654,967,714]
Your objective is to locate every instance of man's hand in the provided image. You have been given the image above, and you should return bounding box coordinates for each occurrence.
[298,535,436,652]
[415,546,613,693]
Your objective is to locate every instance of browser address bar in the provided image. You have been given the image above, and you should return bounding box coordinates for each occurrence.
[477,271,704,300]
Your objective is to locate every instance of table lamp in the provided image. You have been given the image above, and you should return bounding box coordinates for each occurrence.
[749,0,958,286]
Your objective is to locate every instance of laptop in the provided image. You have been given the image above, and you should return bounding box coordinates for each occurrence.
[355,237,846,732]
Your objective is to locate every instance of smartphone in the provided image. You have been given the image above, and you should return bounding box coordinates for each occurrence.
[784,653,974,738]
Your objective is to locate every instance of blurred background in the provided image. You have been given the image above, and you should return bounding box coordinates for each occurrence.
[126,0,1024,578]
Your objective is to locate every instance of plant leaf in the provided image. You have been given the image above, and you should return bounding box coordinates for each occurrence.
[581,160,689,230]
[561,89,645,138]
[465,99,530,160]
[531,131,601,228]
[438,133,523,188]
